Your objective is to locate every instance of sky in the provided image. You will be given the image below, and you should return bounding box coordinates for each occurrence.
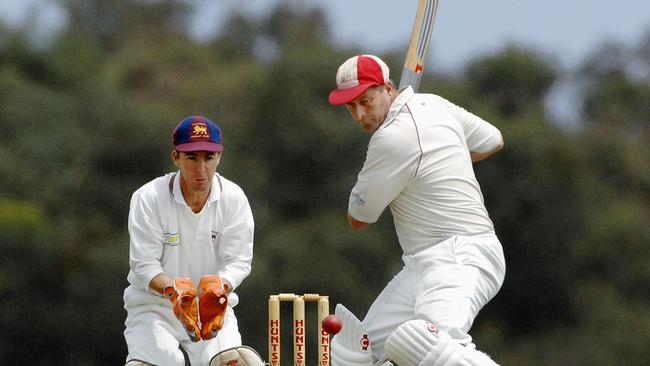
[1,0,648,73]
[198,0,650,72]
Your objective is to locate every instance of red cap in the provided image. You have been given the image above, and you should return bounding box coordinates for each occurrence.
[328,55,390,105]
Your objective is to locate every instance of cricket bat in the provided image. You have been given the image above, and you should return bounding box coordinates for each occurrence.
[398,0,440,92]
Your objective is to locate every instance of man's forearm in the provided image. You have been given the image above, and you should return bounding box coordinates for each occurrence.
[149,272,174,295]
[471,140,504,162]
[348,213,369,229]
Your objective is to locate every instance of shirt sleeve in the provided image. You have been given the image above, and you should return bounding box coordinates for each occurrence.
[127,190,165,293]
[348,128,419,223]
[444,99,502,153]
[217,184,255,290]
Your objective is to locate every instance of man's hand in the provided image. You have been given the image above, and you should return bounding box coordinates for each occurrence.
[164,278,201,342]
[198,275,229,340]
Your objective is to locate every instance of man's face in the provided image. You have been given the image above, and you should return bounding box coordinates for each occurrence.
[345,84,394,134]
[172,151,221,194]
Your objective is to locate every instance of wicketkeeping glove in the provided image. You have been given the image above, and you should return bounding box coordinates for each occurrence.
[164,277,201,342]
[198,275,229,340]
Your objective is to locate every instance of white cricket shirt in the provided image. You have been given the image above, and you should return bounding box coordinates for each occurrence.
[349,87,502,254]
[124,171,254,303]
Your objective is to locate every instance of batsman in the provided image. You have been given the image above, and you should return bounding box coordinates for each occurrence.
[122,116,261,366]
[327,54,506,366]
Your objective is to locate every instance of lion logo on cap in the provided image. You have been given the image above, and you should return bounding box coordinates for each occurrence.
[193,125,208,135]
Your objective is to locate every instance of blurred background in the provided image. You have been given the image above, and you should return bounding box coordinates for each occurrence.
[0,0,648,365]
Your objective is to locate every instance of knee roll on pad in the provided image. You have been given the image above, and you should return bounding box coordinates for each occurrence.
[384,319,465,366]
[209,346,264,366]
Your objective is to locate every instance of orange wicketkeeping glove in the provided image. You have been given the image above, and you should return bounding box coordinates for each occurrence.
[164,277,201,342]
[198,275,229,340]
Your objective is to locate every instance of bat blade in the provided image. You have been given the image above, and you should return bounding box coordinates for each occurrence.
[399,0,440,92]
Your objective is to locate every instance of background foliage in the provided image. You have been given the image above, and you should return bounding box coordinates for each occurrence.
[1,1,649,365]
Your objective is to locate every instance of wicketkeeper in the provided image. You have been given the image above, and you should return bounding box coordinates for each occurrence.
[122,116,263,366]
[327,55,506,366]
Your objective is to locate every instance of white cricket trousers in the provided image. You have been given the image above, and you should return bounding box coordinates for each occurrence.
[124,301,241,366]
[361,234,505,363]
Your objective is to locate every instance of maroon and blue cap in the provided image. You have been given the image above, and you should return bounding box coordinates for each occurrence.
[173,116,223,152]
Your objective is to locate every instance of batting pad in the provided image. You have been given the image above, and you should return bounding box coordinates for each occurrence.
[209,346,264,366]
[385,319,464,366]
[331,304,374,366]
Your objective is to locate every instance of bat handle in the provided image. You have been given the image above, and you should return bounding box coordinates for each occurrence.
[399,68,422,91]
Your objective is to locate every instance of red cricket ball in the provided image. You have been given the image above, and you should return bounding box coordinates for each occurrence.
[322,314,342,335]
